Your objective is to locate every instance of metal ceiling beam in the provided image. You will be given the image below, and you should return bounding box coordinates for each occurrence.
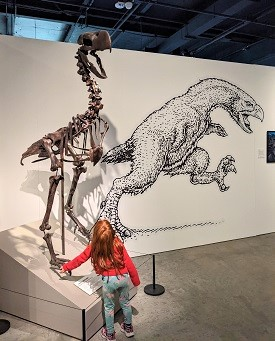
[251,53,275,66]
[111,2,142,46]
[157,0,253,54]
[134,1,154,20]
[191,5,275,56]
[228,38,275,64]
[36,0,274,28]
[63,0,94,42]
[201,41,247,61]
[191,4,275,61]
[191,21,249,57]
[1,0,274,30]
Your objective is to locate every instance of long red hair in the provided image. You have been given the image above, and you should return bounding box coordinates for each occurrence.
[90,219,124,273]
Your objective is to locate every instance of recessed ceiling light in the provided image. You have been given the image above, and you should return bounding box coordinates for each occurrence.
[115,1,125,9]
[125,1,133,10]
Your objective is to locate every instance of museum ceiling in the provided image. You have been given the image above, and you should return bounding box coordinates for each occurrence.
[0,0,274,66]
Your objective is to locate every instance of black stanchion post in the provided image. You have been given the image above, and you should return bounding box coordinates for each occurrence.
[82,309,86,341]
[153,254,156,290]
[144,254,165,296]
[0,319,10,335]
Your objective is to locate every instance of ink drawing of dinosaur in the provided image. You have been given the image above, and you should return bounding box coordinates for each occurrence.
[100,78,264,239]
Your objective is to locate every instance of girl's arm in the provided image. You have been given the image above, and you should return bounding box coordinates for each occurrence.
[61,244,92,272]
[123,247,140,286]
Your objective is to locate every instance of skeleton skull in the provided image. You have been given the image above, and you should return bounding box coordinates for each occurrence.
[76,30,111,79]
[77,31,111,52]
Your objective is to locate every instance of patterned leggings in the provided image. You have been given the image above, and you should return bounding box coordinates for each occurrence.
[102,274,132,334]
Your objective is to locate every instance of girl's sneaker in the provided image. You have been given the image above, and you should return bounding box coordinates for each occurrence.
[120,322,134,337]
[101,327,116,341]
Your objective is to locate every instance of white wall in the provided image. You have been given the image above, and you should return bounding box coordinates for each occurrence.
[0,35,274,255]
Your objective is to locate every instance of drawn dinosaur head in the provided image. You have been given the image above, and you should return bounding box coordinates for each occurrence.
[77,30,111,79]
[224,82,264,134]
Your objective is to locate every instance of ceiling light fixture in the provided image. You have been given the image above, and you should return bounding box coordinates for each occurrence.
[115,1,134,10]
[125,1,133,9]
[115,1,125,9]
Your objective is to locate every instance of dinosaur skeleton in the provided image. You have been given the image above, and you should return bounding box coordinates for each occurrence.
[21,31,111,266]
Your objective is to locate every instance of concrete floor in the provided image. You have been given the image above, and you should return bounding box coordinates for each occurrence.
[1,233,275,341]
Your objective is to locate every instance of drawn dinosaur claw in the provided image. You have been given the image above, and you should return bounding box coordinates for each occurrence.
[100,200,106,209]
[228,164,237,173]
[218,155,236,174]
[215,155,237,192]
[225,155,235,162]
[220,184,230,192]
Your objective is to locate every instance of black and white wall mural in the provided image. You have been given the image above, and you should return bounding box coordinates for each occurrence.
[1,35,274,255]
[100,78,264,240]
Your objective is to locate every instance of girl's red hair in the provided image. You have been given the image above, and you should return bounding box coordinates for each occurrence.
[91,219,124,273]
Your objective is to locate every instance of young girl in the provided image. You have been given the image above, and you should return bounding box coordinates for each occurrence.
[60,219,140,341]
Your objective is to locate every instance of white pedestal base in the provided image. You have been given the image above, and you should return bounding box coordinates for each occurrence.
[0,221,137,339]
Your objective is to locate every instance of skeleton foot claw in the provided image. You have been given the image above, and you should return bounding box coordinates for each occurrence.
[50,257,69,267]
[77,225,90,238]
[72,225,90,239]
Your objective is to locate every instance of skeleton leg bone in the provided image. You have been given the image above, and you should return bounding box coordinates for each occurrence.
[43,137,62,171]
[43,233,69,266]
[40,175,63,232]
[65,142,90,237]
[65,165,90,238]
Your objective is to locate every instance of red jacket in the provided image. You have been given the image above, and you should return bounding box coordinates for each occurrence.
[63,241,140,286]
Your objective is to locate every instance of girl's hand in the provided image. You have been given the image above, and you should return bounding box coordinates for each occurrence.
[60,265,66,273]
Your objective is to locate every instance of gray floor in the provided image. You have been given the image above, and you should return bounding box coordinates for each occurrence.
[1,233,275,341]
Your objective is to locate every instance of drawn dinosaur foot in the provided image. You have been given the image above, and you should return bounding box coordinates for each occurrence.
[216,155,237,192]
[99,209,134,240]
[116,222,134,240]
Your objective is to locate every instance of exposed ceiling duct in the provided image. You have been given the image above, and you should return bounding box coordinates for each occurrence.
[0,0,274,66]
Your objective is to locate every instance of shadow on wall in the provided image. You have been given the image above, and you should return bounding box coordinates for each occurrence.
[19,168,104,242]
[100,114,121,174]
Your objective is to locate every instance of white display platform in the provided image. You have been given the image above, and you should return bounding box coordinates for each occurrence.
[0,221,137,340]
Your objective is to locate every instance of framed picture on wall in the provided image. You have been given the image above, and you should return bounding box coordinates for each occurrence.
[266,131,275,163]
